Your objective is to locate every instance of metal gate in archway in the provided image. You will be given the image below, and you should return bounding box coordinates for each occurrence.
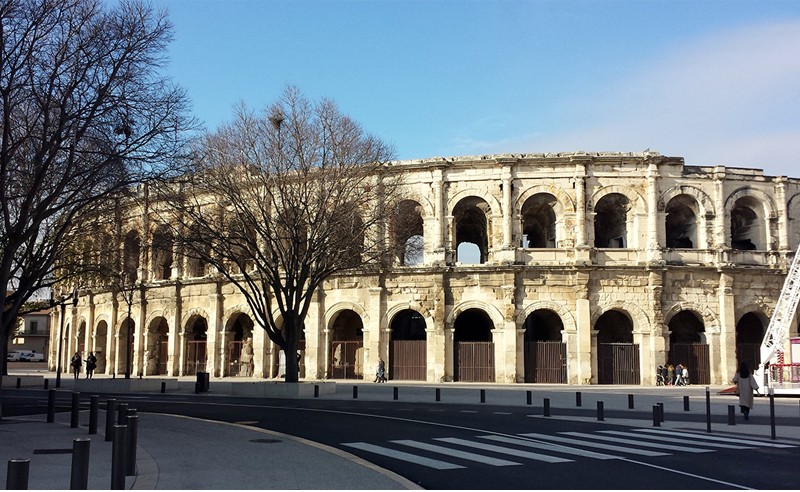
[330,341,363,379]
[598,343,640,384]
[390,340,427,380]
[185,341,207,376]
[524,341,567,383]
[669,343,710,384]
[456,342,494,382]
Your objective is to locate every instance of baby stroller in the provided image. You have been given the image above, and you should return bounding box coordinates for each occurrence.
[656,372,665,386]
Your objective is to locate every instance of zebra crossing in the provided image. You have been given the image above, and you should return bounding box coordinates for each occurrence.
[342,428,796,470]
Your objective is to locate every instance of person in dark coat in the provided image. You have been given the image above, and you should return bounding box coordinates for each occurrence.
[70,352,82,380]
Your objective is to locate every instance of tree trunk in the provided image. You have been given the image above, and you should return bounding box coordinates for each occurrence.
[282,310,301,383]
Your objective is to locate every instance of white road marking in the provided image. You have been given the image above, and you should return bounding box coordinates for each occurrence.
[434,437,572,463]
[479,435,619,460]
[631,428,797,448]
[342,442,464,470]
[598,430,752,449]
[391,440,521,466]
[560,431,714,453]
[520,433,669,457]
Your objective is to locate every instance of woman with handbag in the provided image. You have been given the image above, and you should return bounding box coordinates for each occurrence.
[732,362,759,420]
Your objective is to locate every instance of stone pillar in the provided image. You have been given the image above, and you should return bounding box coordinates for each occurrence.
[648,269,667,384]
[208,288,224,377]
[515,328,526,383]
[444,321,454,382]
[169,285,182,377]
[305,290,323,379]
[425,327,438,382]
[134,294,147,377]
[646,163,662,262]
[717,271,737,384]
[322,329,331,379]
[433,170,445,251]
[572,160,589,247]
[107,298,118,376]
[713,167,727,251]
[575,271,593,384]
[492,328,505,383]
[365,286,384,377]
[501,165,513,248]
[86,293,95,360]
[775,177,788,251]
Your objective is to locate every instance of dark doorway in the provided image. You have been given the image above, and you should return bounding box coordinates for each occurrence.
[390,310,427,381]
[454,309,494,382]
[596,310,640,384]
[523,310,567,383]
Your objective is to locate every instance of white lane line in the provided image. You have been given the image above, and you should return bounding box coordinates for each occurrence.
[391,440,521,466]
[631,429,797,448]
[598,430,752,449]
[479,435,619,460]
[434,437,572,463]
[560,432,714,453]
[342,442,464,470]
[520,433,669,457]
[459,410,478,413]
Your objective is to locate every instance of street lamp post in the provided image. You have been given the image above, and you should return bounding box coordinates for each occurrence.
[55,289,78,388]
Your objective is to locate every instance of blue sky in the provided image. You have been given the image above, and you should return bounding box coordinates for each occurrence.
[154,0,800,176]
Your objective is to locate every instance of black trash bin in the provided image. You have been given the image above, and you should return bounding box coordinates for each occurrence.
[195,372,207,393]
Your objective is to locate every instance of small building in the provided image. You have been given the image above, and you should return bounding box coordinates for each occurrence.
[11,310,51,361]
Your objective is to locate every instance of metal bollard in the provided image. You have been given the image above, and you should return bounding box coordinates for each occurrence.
[435,388,441,402]
[576,391,582,407]
[393,386,399,401]
[110,425,126,489]
[161,381,166,394]
[684,395,690,411]
[70,437,91,490]
[16,377,21,389]
[658,402,665,422]
[770,388,776,440]
[6,459,30,490]
[543,398,551,417]
[597,401,605,421]
[728,405,736,425]
[352,385,358,399]
[105,399,117,442]
[47,389,56,423]
[44,378,49,390]
[526,391,532,405]
[652,405,661,427]
[71,392,81,428]
[313,384,319,398]
[628,394,634,409]
[480,389,486,403]
[125,416,138,476]
[89,395,99,435]
[117,403,128,426]
[705,386,712,433]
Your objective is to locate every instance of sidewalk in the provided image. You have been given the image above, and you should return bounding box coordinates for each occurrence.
[3,371,799,489]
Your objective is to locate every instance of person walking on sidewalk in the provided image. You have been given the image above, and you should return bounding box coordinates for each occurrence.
[86,352,97,379]
[733,361,759,420]
[374,357,386,383]
[70,352,82,380]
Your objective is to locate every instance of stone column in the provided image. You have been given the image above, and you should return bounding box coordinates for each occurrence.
[501,165,513,248]
[717,271,737,384]
[572,160,589,247]
[713,167,727,251]
[433,170,445,251]
[134,294,147,377]
[208,287,224,377]
[444,320,454,382]
[646,162,662,262]
[775,177,788,251]
[574,271,593,384]
[322,329,331,379]
[365,286,384,377]
[107,298,118,376]
[169,284,182,377]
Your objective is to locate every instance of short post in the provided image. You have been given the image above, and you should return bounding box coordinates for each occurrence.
[160,381,166,394]
[44,378,49,390]
[576,391,582,407]
[628,394,634,409]
[110,425,126,489]
[658,402,665,422]
[105,399,117,442]
[480,389,486,403]
[652,405,661,427]
[705,386,712,433]
[89,395,99,435]
[116,403,128,426]
[435,388,441,402]
[684,395,690,411]
[6,459,30,490]
[597,401,605,421]
[352,385,358,399]
[125,415,138,476]
[727,405,736,425]
[526,391,532,405]
[16,377,21,389]
[543,398,551,417]
[47,389,56,423]
[70,437,91,490]
[313,384,319,398]
[769,387,776,440]
[393,386,398,401]
[71,392,80,428]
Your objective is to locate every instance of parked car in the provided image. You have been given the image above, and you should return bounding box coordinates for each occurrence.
[6,349,44,362]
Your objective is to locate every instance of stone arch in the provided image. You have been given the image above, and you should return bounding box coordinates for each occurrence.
[144,309,173,331]
[591,301,651,332]
[325,302,371,329]
[516,301,577,333]
[452,195,493,264]
[181,308,211,333]
[663,302,720,335]
[725,187,777,250]
[735,303,771,326]
[447,300,506,330]
[93,314,110,337]
[658,185,715,216]
[122,228,142,283]
[396,189,435,218]
[787,192,800,249]
[384,303,433,331]
[588,185,647,214]
[446,188,502,218]
[515,184,576,214]
[392,199,426,266]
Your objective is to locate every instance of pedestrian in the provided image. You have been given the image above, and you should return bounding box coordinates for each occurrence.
[656,365,665,385]
[674,363,684,385]
[667,364,675,385]
[681,364,689,385]
[86,352,97,379]
[70,351,82,380]
[732,362,759,420]
[661,364,669,385]
[374,357,386,383]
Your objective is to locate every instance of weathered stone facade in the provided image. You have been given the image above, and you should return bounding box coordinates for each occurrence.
[49,152,800,385]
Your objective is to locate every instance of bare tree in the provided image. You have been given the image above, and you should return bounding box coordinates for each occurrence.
[0,0,194,414]
[160,87,398,383]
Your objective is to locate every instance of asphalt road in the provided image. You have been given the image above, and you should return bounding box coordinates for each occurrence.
[4,389,799,489]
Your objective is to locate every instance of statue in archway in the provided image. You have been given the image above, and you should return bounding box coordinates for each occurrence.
[240,338,253,377]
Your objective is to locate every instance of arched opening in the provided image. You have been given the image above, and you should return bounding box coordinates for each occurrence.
[521,194,557,248]
[146,317,169,375]
[393,200,424,266]
[226,313,254,377]
[94,321,107,373]
[389,309,427,380]
[122,230,141,283]
[151,225,174,280]
[185,223,209,278]
[523,309,566,383]
[118,319,135,376]
[665,195,699,249]
[736,312,764,370]
[454,309,494,382]
[453,197,490,264]
[76,321,86,358]
[329,310,364,379]
[668,310,709,384]
[184,316,208,376]
[594,193,630,248]
[731,197,764,250]
[596,310,640,384]
[334,203,365,269]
